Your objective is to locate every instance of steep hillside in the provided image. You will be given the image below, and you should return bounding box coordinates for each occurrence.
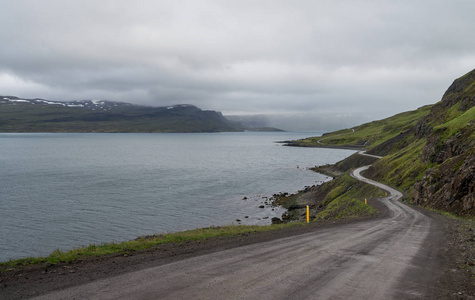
[406,70,474,215]
[287,104,432,149]
[0,97,241,133]
[290,68,475,217]
[364,69,474,216]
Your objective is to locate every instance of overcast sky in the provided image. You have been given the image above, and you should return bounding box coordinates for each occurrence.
[1,0,475,130]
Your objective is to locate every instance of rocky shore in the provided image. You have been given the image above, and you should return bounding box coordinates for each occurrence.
[1,147,474,298]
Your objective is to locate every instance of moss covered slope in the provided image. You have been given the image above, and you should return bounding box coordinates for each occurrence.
[298,68,475,217]
[290,104,432,149]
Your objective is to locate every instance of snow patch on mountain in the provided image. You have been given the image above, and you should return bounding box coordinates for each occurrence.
[0,96,117,110]
[1,96,199,114]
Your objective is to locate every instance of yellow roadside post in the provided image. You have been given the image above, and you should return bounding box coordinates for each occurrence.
[306,205,309,223]
[365,198,367,205]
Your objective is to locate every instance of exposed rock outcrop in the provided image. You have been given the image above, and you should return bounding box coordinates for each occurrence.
[411,69,475,216]
[412,150,475,214]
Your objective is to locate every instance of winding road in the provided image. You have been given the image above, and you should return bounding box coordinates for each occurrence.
[34,164,445,299]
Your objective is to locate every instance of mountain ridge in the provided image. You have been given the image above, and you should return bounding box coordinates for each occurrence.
[355,68,474,217]
[0,96,241,133]
[288,68,475,217]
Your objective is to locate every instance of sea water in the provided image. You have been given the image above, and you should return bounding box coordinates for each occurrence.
[0,132,355,261]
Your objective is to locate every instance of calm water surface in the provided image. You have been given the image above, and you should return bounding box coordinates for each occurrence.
[0,132,355,261]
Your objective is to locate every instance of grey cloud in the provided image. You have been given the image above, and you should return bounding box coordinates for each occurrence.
[1,0,475,130]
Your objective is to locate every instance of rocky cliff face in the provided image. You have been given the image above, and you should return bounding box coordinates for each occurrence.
[411,69,475,216]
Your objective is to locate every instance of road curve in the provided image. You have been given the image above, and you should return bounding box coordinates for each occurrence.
[35,167,442,300]
[357,150,383,159]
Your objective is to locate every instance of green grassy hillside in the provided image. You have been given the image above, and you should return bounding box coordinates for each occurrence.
[292,68,475,217]
[289,104,432,149]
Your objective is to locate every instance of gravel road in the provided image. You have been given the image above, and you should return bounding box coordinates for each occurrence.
[32,166,447,299]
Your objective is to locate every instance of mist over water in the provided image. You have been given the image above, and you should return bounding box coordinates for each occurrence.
[0,132,355,261]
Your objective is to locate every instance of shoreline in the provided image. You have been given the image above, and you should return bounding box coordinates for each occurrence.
[0,143,354,265]
[0,169,325,264]
[0,210,389,299]
[1,131,334,263]
[0,174,322,264]
[3,174,473,298]
[0,137,356,264]
[2,154,474,298]
[278,140,367,151]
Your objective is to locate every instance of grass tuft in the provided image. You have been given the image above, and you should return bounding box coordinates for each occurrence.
[0,223,304,271]
[314,173,381,220]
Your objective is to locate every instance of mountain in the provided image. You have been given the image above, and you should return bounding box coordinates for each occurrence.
[0,97,241,133]
[224,115,285,132]
[289,68,475,217]
[405,70,474,216]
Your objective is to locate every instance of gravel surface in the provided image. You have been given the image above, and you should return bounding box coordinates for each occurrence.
[1,172,473,299]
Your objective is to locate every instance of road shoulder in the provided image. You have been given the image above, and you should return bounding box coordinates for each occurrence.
[0,216,381,299]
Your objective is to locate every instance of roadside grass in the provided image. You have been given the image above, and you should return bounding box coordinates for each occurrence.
[0,223,304,272]
[0,170,390,271]
[428,208,475,275]
[315,197,376,220]
[427,208,475,222]
[314,173,382,221]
